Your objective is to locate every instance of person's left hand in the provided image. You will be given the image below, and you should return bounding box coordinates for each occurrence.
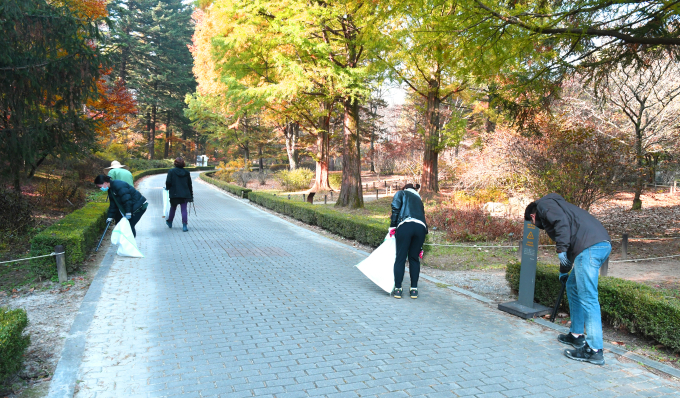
[419,250,424,259]
[559,272,569,283]
[125,213,132,220]
[388,227,396,238]
[558,252,572,273]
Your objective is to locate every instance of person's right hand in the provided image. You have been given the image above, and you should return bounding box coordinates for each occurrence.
[388,227,396,238]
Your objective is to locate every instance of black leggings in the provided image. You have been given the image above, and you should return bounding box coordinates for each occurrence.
[113,207,147,237]
[394,222,427,289]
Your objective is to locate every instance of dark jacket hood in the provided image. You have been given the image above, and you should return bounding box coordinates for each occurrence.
[174,167,189,177]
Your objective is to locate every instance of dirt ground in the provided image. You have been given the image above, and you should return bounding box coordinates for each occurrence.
[0,230,111,398]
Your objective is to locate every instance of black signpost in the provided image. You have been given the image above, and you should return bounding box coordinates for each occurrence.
[498,221,551,318]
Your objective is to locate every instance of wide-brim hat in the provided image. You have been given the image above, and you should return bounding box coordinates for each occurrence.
[104,160,129,171]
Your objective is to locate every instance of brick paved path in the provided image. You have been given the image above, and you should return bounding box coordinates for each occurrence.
[72,173,680,398]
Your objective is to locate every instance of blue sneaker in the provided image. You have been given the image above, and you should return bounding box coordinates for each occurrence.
[166,220,172,228]
[182,223,188,232]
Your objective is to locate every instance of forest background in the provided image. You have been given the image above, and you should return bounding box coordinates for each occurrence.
[3,0,680,261]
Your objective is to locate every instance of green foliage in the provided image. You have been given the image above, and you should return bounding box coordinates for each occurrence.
[248,192,389,247]
[200,172,251,198]
[275,169,314,192]
[506,262,680,352]
[329,173,342,190]
[29,202,109,279]
[0,0,106,190]
[269,164,289,172]
[0,308,30,382]
[36,178,85,208]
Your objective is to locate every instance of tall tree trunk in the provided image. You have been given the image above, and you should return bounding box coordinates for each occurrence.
[421,82,440,193]
[242,144,250,169]
[632,128,643,210]
[150,105,157,160]
[369,129,375,173]
[311,103,332,191]
[164,120,171,159]
[258,145,264,171]
[284,121,299,170]
[336,97,363,208]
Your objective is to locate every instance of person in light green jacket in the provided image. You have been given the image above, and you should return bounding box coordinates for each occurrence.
[105,160,134,186]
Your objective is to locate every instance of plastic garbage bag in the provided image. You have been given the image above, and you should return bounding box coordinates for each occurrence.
[111,218,144,257]
[355,233,396,293]
[162,188,170,219]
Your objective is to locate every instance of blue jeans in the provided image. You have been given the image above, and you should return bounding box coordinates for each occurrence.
[566,241,611,350]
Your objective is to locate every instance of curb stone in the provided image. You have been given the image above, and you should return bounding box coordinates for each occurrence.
[47,236,117,398]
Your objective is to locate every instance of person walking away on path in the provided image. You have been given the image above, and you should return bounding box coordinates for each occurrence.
[94,175,148,237]
[105,160,134,186]
[165,157,193,232]
[389,183,428,299]
[525,193,611,365]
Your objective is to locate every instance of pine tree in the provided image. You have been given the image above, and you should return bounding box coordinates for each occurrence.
[108,0,196,159]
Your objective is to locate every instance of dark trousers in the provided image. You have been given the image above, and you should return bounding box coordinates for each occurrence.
[168,200,188,224]
[394,222,427,289]
[113,207,147,237]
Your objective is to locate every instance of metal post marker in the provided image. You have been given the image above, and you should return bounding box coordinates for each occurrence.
[498,221,551,318]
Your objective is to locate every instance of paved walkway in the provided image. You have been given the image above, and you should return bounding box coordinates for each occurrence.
[69,173,679,398]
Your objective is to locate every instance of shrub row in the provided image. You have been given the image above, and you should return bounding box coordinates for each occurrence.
[131,166,214,181]
[200,172,252,198]
[506,262,680,352]
[247,191,389,247]
[0,308,30,382]
[29,202,110,279]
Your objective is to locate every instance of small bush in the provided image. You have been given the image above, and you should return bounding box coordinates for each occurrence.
[427,202,522,242]
[125,158,174,172]
[0,308,30,383]
[37,178,85,208]
[276,169,314,191]
[329,173,342,190]
[29,202,109,279]
[506,261,680,352]
[233,171,253,187]
[200,172,252,198]
[0,189,34,247]
[269,164,289,172]
[257,172,268,185]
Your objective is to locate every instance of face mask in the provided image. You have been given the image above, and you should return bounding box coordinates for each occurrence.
[100,187,109,192]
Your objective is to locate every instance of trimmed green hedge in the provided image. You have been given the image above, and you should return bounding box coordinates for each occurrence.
[248,191,389,247]
[132,166,214,181]
[0,308,30,382]
[200,172,252,198]
[506,261,680,352]
[29,202,109,279]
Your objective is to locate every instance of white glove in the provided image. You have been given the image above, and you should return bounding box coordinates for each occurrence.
[106,218,114,223]
[125,213,132,219]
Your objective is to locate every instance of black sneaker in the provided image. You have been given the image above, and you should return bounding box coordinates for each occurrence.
[564,343,605,365]
[558,333,585,348]
[410,288,418,299]
[392,287,403,299]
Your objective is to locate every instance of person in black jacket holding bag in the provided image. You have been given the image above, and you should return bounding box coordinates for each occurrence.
[525,193,611,365]
[94,175,148,237]
[165,157,193,232]
[389,183,428,299]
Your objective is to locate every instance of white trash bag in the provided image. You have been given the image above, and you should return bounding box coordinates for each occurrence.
[355,233,396,293]
[111,218,144,258]
[162,188,170,219]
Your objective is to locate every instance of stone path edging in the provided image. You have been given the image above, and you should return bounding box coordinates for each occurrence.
[47,242,118,398]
